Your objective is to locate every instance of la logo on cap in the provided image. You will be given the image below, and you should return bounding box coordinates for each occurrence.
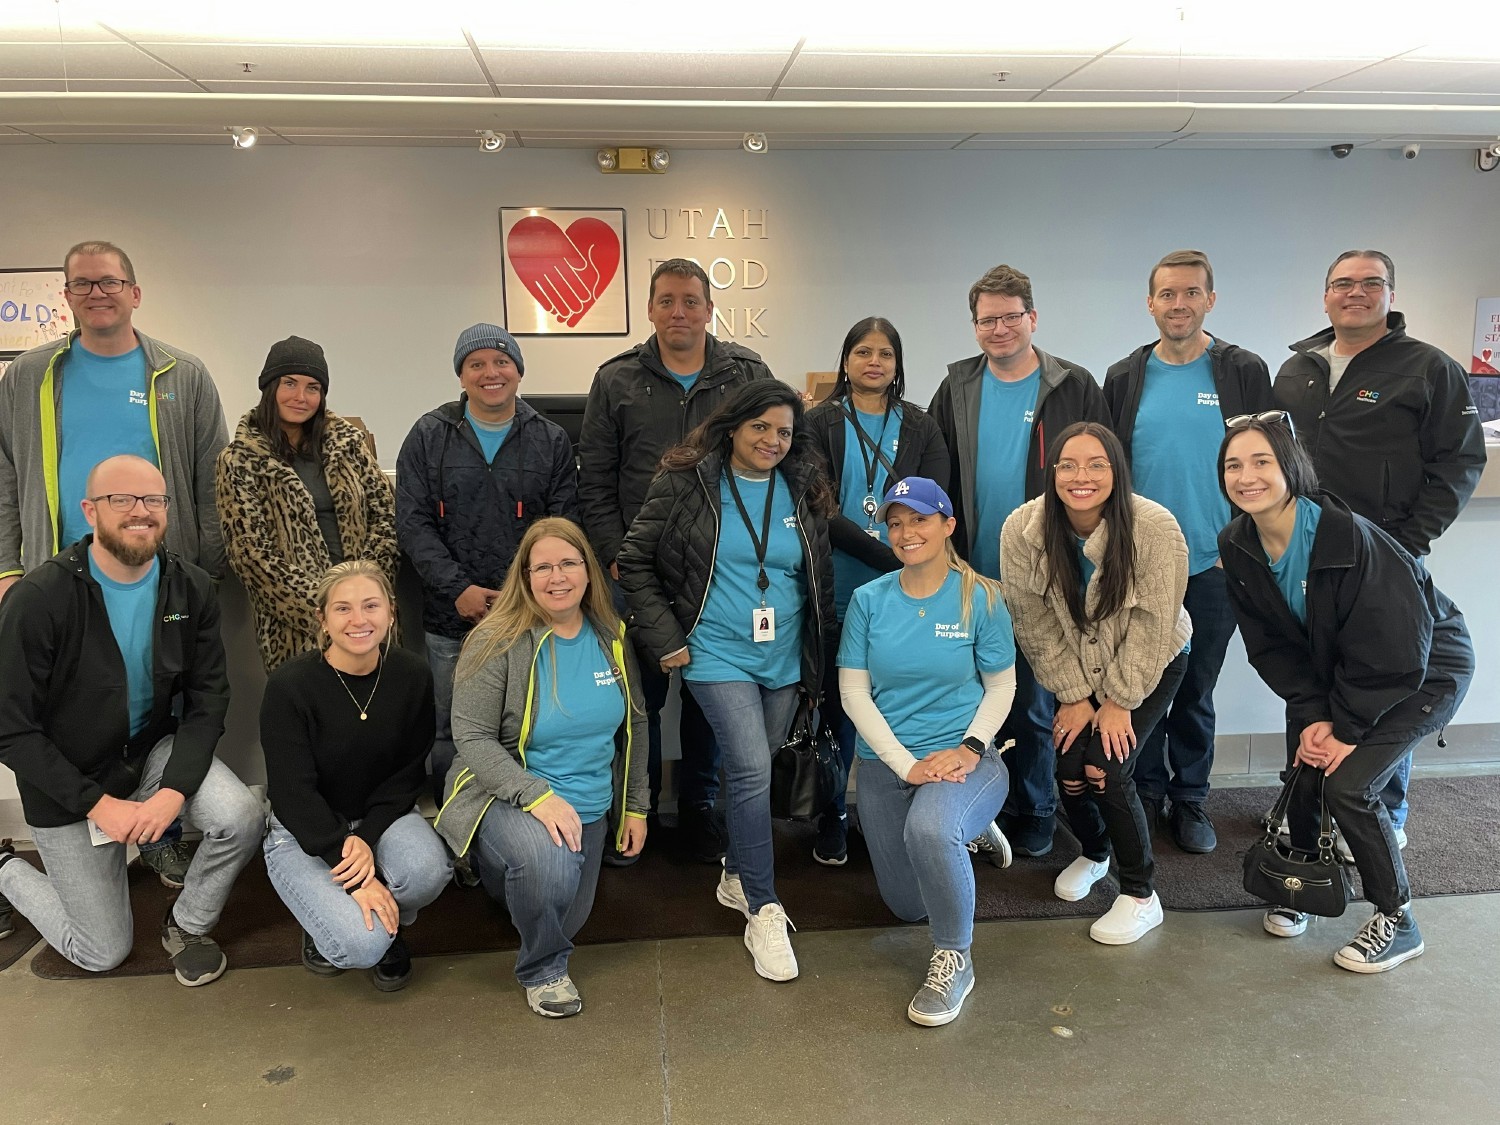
[894,481,911,495]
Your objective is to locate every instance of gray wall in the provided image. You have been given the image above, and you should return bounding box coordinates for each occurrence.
[2,142,1496,804]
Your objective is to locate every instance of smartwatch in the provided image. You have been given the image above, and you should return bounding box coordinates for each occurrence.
[960,736,987,757]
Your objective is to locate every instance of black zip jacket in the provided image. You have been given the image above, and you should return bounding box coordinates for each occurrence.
[1103,337,1273,461]
[1218,491,1472,747]
[616,451,835,701]
[804,395,951,576]
[396,395,578,640]
[578,335,773,567]
[0,539,228,828]
[1274,312,1484,557]
[928,348,1110,561]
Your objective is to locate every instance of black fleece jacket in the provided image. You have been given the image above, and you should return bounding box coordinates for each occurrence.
[0,539,228,828]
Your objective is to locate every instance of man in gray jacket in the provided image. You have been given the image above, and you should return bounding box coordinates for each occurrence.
[0,240,229,886]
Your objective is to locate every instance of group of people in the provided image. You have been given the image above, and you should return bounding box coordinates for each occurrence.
[0,239,1481,1028]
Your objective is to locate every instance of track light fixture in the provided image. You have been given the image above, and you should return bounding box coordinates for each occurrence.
[227,126,257,149]
[596,146,671,174]
[742,132,768,154]
[478,129,506,152]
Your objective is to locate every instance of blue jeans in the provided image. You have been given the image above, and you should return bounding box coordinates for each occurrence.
[0,738,264,972]
[472,804,608,987]
[999,648,1057,820]
[1135,567,1237,805]
[425,631,464,805]
[686,680,801,913]
[263,811,451,969]
[856,747,1009,951]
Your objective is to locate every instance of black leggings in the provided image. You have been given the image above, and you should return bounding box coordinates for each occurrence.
[1056,650,1188,898]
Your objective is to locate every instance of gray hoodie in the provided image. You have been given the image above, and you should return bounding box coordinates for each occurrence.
[0,329,229,579]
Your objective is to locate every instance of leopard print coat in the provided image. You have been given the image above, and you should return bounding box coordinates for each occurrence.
[216,410,399,671]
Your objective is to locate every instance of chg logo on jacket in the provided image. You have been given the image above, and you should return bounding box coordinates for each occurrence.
[1356,389,1381,404]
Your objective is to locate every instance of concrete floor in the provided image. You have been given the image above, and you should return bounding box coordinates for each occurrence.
[5,894,1497,1125]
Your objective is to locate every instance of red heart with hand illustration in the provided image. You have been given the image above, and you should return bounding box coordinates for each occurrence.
[1484,348,1494,364]
[507,216,621,328]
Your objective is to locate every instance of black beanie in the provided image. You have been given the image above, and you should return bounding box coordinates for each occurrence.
[258,335,329,391]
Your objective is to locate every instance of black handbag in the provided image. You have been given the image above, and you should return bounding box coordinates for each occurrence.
[1241,764,1353,918]
[769,696,846,821]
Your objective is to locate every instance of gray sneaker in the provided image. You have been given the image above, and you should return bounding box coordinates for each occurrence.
[907,947,975,1026]
[139,838,194,889]
[966,821,1013,869]
[526,975,583,1018]
[160,908,227,987]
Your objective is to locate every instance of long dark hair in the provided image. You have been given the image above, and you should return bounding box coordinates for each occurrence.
[1216,416,1318,509]
[828,316,906,405]
[661,380,835,515]
[254,380,328,464]
[1041,421,1136,629]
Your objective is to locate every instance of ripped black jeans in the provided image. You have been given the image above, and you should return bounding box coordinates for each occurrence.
[1056,650,1188,899]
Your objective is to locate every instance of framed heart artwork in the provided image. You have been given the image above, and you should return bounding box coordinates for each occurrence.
[499,207,630,336]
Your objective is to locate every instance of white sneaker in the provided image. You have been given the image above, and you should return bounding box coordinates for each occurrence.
[1053,856,1110,902]
[1263,907,1309,937]
[715,864,750,920]
[744,903,798,981]
[1395,826,1408,850]
[1089,892,1164,946]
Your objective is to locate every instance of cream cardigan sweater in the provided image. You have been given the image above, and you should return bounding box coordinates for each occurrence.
[1000,494,1192,710]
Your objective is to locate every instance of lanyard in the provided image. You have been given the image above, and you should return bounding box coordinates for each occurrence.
[842,401,898,522]
[724,467,777,606]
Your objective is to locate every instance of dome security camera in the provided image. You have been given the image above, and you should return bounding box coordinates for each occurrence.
[1331,144,1354,159]
[1402,143,1420,160]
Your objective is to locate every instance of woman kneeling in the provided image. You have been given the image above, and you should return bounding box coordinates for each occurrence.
[438,518,648,1017]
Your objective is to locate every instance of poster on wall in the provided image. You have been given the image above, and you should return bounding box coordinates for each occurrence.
[1473,297,1500,375]
[0,268,72,356]
[499,207,629,336]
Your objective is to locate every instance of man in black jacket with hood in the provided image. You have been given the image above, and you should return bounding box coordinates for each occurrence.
[1273,249,1484,844]
[0,455,262,986]
[579,259,772,863]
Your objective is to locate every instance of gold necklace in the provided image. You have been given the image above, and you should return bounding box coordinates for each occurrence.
[330,655,383,721]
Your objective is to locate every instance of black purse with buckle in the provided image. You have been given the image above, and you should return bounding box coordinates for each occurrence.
[1241,764,1353,918]
[769,695,846,821]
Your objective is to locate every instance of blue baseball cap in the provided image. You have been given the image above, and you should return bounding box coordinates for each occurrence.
[875,476,953,521]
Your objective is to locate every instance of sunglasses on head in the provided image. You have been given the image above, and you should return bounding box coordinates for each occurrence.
[1225,410,1295,438]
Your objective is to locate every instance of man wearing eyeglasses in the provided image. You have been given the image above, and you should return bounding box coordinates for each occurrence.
[0,454,263,986]
[1103,250,1274,854]
[1274,249,1484,843]
[929,263,1109,857]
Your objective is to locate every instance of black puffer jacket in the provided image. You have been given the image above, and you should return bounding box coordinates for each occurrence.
[578,335,773,567]
[804,395,950,575]
[1219,491,1473,746]
[616,451,835,699]
[396,396,578,639]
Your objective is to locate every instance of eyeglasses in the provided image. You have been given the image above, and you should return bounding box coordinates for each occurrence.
[1054,459,1112,479]
[1326,277,1390,294]
[65,278,132,296]
[90,493,170,512]
[974,312,1030,331]
[528,559,586,578]
[1225,410,1296,438]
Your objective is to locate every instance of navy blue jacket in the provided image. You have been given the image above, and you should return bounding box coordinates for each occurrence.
[396,396,578,639]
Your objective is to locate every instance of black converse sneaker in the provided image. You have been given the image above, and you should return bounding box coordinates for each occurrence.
[1333,906,1424,974]
[1,839,20,940]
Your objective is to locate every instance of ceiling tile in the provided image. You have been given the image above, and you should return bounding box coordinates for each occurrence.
[1282,90,1500,105]
[955,137,1168,149]
[1033,88,1290,103]
[1054,56,1373,92]
[0,41,187,81]
[0,0,113,42]
[782,52,1089,90]
[496,85,773,101]
[775,87,1038,102]
[479,48,789,88]
[198,79,492,97]
[1312,59,1500,96]
[144,43,485,84]
[109,13,464,48]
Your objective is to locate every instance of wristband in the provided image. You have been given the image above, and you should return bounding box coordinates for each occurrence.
[960,736,987,756]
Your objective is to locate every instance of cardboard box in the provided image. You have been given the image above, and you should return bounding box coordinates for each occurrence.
[806,371,838,406]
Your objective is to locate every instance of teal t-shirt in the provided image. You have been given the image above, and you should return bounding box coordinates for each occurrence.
[971,367,1040,580]
[833,404,902,618]
[466,406,514,464]
[669,368,701,395]
[1131,348,1230,575]
[686,472,805,689]
[837,569,1015,760]
[59,344,158,545]
[1266,496,1322,626]
[524,622,624,821]
[88,552,160,738]
[1075,534,1096,602]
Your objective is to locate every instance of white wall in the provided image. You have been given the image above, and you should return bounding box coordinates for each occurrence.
[2,142,1497,806]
